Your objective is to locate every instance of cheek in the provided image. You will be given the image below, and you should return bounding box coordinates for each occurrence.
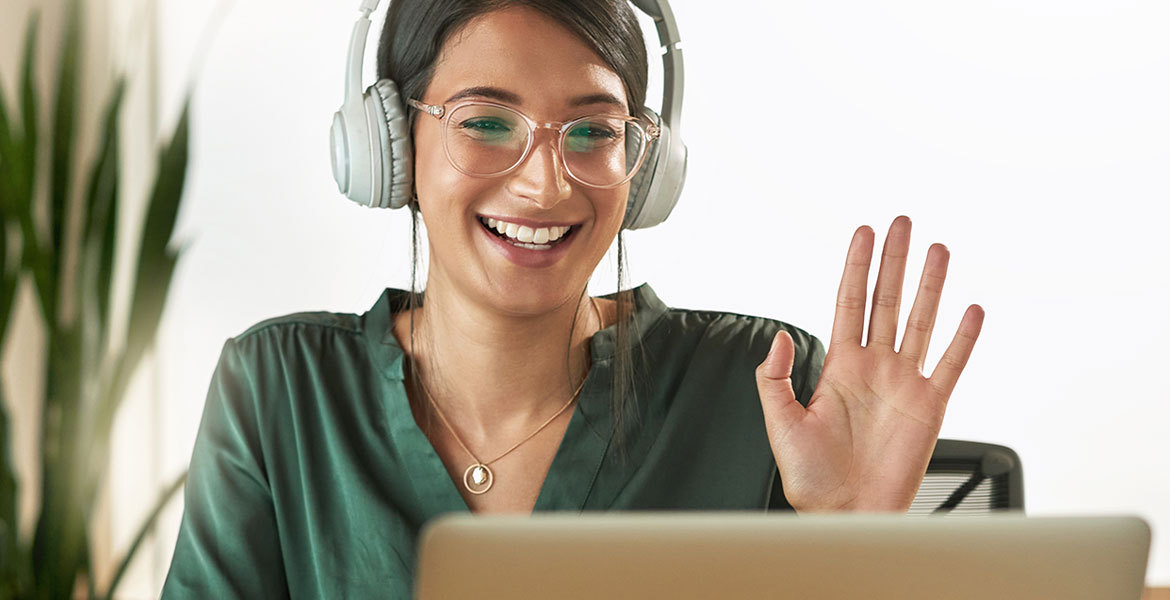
[413,136,476,229]
[412,116,477,204]
[412,132,453,202]
[597,189,629,232]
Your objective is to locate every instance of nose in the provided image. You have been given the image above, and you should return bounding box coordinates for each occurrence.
[505,129,572,210]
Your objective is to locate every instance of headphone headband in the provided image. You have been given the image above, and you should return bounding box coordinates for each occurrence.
[329,0,687,230]
[630,0,684,128]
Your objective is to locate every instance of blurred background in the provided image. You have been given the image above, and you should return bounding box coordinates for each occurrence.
[1,0,1168,597]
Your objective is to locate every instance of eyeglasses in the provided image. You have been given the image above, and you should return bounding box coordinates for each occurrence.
[407,98,660,189]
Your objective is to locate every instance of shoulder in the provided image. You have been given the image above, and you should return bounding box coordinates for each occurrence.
[233,309,363,342]
[651,305,823,361]
[640,304,825,407]
[218,289,407,376]
[610,284,823,363]
[210,308,372,393]
[203,306,389,438]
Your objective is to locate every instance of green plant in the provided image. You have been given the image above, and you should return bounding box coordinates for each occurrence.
[0,0,193,597]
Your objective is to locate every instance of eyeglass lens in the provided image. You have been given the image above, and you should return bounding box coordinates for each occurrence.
[443,104,647,187]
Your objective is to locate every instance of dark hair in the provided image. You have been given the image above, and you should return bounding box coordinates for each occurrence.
[377,0,649,461]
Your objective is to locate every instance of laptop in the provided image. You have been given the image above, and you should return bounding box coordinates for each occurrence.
[414,512,1150,599]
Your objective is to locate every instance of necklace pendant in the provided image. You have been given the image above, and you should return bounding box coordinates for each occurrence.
[463,463,494,495]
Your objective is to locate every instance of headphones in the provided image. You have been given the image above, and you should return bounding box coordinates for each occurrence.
[329,0,687,230]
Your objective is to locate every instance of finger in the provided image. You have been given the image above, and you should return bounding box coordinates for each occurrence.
[756,330,806,436]
[830,226,875,348]
[866,216,912,348]
[928,305,985,397]
[898,243,949,370]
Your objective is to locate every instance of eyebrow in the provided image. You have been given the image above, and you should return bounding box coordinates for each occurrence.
[443,86,626,110]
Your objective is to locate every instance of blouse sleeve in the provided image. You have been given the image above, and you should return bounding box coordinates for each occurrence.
[161,338,290,599]
[795,330,826,408]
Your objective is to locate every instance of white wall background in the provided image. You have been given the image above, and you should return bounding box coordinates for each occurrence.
[101,0,1170,595]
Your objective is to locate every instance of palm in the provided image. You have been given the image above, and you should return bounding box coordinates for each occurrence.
[756,217,985,512]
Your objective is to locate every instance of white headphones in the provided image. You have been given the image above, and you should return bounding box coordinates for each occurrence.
[329,0,687,230]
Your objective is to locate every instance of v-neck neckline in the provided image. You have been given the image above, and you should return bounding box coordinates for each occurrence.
[395,362,613,515]
[362,285,668,520]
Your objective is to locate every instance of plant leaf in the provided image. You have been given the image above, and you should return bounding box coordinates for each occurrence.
[20,10,40,202]
[0,378,22,593]
[0,15,37,598]
[0,44,21,220]
[31,324,86,599]
[1,95,19,345]
[21,10,55,325]
[48,0,81,319]
[101,471,187,600]
[89,96,190,508]
[6,10,55,327]
[125,98,189,369]
[29,2,84,592]
[0,47,18,346]
[80,79,125,352]
[1,218,10,347]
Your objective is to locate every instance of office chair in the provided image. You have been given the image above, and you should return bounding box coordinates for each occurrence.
[908,439,1024,516]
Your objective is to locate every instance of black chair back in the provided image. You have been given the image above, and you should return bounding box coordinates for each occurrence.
[908,439,1024,516]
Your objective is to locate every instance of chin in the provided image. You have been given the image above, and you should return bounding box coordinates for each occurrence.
[467,218,604,315]
[478,274,588,318]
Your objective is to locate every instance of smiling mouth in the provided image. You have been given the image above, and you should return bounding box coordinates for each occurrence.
[478,216,578,250]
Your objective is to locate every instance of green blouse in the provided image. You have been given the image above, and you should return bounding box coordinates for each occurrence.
[161,284,825,598]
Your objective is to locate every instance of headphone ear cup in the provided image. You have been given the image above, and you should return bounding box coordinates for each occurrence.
[370,79,415,209]
[623,107,660,229]
[623,106,687,230]
[329,78,414,209]
[330,98,367,206]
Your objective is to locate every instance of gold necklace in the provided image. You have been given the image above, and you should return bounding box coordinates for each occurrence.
[416,296,602,495]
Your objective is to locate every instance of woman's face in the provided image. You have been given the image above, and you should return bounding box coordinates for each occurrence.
[412,6,632,317]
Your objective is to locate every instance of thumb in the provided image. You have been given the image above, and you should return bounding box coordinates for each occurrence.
[755,330,805,433]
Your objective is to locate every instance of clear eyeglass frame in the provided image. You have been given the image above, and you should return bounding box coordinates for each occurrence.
[406,97,661,190]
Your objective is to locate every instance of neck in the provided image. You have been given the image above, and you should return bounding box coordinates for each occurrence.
[400,275,602,445]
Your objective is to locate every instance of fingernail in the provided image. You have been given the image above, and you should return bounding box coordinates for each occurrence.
[769,331,786,357]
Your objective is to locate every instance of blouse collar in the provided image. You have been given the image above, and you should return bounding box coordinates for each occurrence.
[361,282,669,385]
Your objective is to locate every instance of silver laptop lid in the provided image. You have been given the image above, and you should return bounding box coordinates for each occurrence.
[416,513,1150,600]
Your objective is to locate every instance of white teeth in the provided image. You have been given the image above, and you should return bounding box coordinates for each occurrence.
[480,217,572,245]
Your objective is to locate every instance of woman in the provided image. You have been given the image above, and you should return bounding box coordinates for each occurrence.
[162,0,984,597]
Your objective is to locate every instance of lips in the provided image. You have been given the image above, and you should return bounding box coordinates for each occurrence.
[474,213,582,267]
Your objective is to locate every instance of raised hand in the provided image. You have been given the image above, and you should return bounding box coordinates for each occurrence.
[755,216,984,512]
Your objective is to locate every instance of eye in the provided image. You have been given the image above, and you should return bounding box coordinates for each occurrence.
[568,123,619,140]
[460,117,512,133]
[565,119,624,153]
[454,116,521,145]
